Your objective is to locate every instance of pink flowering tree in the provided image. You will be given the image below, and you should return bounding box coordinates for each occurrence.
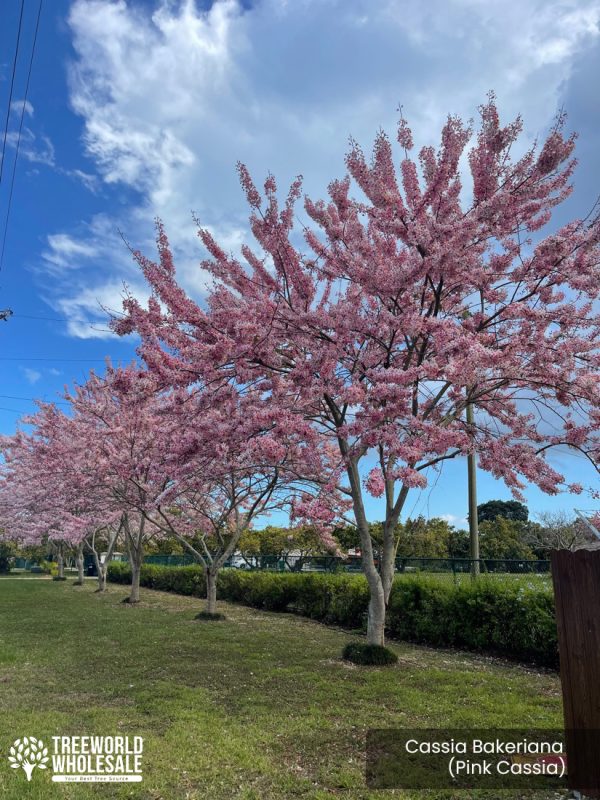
[65,364,181,603]
[144,385,343,615]
[0,404,116,585]
[115,96,600,646]
[1,360,341,611]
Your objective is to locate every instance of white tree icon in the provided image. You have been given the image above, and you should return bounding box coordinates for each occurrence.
[7,737,49,781]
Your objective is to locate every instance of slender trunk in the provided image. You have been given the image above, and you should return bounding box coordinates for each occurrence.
[101,522,120,591]
[57,545,64,579]
[367,582,386,646]
[345,459,389,645]
[98,566,108,592]
[75,544,84,584]
[161,511,246,618]
[466,401,480,578]
[206,569,217,614]
[85,522,121,593]
[129,558,141,603]
[358,523,387,646]
[122,514,145,604]
[380,528,395,602]
[343,453,410,645]
[92,552,107,592]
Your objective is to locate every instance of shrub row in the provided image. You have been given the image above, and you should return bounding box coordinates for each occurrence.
[107,562,557,668]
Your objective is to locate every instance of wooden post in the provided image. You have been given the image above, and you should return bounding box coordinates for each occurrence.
[551,549,600,798]
[466,401,480,578]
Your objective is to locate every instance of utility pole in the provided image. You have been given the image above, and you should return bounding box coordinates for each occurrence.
[466,398,480,577]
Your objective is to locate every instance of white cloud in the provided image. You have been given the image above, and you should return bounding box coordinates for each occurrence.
[21,367,42,385]
[42,0,600,337]
[10,99,34,117]
[54,279,150,340]
[63,168,100,192]
[38,215,153,337]
[42,233,99,272]
[5,127,55,166]
[41,214,142,276]
[440,513,469,528]
[5,103,101,189]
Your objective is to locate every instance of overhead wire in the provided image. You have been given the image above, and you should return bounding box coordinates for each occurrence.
[0,394,69,405]
[0,0,44,273]
[10,313,69,322]
[8,313,114,331]
[0,0,25,185]
[0,357,107,362]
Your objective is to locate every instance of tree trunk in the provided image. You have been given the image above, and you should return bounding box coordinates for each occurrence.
[466,400,480,578]
[98,566,107,592]
[206,570,217,614]
[92,552,107,592]
[75,544,84,585]
[366,581,386,645]
[362,560,388,645]
[345,459,391,646]
[57,545,64,579]
[86,522,121,593]
[123,514,145,604]
[129,557,142,604]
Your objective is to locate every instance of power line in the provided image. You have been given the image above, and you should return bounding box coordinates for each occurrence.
[0,394,69,406]
[0,0,25,185]
[7,314,113,332]
[0,357,107,363]
[0,0,43,273]
[11,313,69,322]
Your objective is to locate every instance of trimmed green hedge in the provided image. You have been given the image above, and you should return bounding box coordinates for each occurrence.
[107,562,557,668]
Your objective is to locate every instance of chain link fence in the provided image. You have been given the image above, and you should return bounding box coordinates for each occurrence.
[142,553,551,584]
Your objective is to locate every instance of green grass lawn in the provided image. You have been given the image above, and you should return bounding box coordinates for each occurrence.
[402,572,553,591]
[0,579,564,800]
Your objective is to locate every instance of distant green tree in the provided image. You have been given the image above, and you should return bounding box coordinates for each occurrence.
[332,523,360,552]
[477,500,528,524]
[18,543,49,564]
[336,517,458,560]
[145,536,185,555]
[478,518,535,560]
[0,541,14,573]
[332,522,384,555]
[238,524,333,568]
[448,528,470,559]
[396,517,453,558]
[238,525,288,559]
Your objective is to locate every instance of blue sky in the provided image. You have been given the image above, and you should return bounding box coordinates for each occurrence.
[0,0,599,528]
